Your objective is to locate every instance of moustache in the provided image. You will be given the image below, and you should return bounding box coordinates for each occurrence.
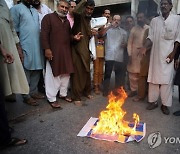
[161,7,166,10]
[57,11,67,17]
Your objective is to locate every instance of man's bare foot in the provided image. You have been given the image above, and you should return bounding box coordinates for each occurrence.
[133,97,144,102]
[86,95,93,99]
[74,101,82,106]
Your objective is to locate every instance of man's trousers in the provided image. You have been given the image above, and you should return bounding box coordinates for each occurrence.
[103,61,125,94]
[23,68,41,99]
[45,61,70,102]
[148,83,173,107]
[93,58,104,86]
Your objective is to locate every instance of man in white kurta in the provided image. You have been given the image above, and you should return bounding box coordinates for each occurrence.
[142,0,180,115]
[127,12,149,97]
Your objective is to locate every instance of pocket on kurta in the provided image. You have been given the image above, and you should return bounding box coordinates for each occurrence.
[164,26,174,40]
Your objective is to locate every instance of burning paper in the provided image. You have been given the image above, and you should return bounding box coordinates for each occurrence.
[77,88,146,143]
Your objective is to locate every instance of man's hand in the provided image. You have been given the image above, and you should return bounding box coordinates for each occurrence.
[138,47,147,56]
[1,48,14,64]
[16,44,24,63]
[74,32,83,41]
[45,49,53,61]
[91,29,98,36]
[3,53,14,64]
[0,45,14,63]
[166,51,175,64]
[174,60,179,70]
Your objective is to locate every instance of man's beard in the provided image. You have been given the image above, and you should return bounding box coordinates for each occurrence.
[57,11,67,18]
[86,14,91,17]
[23,0,31,8]
[85,14,91,19]
[32,0,41,9]
[32,3,40,9]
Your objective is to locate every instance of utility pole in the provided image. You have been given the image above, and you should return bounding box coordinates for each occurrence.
[131,0,139,18]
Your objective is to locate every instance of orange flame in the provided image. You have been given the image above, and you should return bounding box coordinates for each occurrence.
[92,87,140,138]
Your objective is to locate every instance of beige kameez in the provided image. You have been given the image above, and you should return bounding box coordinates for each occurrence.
[127,25,149,91]
[0,1,29,96]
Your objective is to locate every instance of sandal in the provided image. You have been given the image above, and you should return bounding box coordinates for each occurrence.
[48,101,62,109]
[74,101,83,106]
[24,98,39,106]
[59,96,72,103]
[8,137,27,147]
[74,101,87,106]
[133,97,144,102]
[86,95,93,99]
[31,93,45,99]
[0,138,27,149]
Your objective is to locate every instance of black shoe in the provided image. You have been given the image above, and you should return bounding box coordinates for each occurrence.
[173,110,180,116]
[161,105,170,115]
[146,102,158,110]
[5,94,16,102]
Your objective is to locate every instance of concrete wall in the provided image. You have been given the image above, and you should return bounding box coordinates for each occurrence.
[95,0,131,7]
[12,0,55,10]
[41,0,54,11]
[11,0,180,15]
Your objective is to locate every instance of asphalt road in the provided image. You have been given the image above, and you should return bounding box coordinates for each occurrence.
[1,85,180,154]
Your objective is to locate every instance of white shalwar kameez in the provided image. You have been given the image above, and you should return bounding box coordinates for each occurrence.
[45,61,70,102]
[147,13,180,106]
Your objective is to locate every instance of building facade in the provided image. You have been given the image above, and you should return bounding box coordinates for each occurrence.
[6,0,180,17]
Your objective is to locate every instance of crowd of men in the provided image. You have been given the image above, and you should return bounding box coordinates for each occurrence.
[0,0,180,149]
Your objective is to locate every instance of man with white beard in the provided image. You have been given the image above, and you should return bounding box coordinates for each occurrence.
[41,0,82,108]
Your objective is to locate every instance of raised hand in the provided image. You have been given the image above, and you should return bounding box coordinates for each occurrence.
[91,29,98,36]
[74,32,83,41]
